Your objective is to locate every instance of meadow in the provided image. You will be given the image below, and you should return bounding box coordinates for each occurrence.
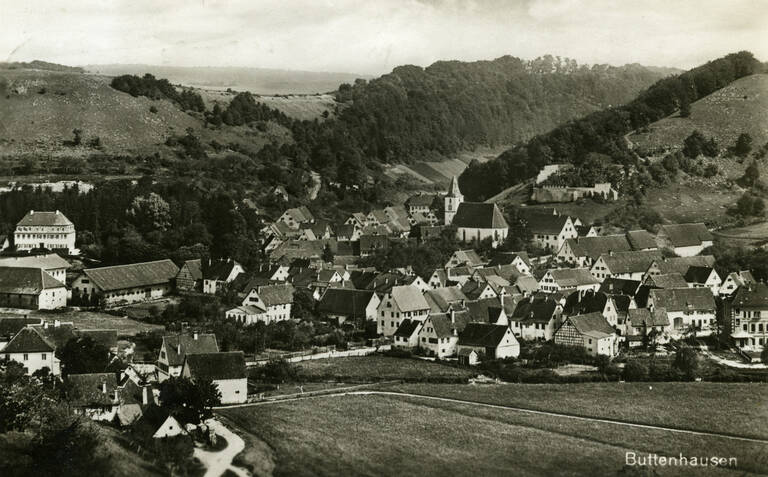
[294,356,474,383]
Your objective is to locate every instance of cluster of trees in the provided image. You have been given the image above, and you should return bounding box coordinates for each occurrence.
[206,92,291,127]
[460,51,763,201]
[682,130,719,158]
[110,74,205,112]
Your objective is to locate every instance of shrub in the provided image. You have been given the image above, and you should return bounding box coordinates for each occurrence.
[149,105,158,113]
[622,360,649,381]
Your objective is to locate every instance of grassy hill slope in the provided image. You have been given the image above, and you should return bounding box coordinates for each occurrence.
[0,68,289,159]
[629,73,768,156]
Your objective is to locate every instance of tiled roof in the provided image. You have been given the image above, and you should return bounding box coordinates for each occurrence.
[563,290,608,315]
[394,319,422,338]
[565,235,632,260]
[652,256,716,275]
[0,253,71,270]
[466,296,517,321]
[0,317,41,338]
[180,259,203,281]
[390,285,430,312]
[511,295,559,323]
[318,289,376,317]
[646,273,689,289]
[458,323,511,347]
[514,276,539,294]
[17,210,73,227]
[600,250,663,274]
[424,287,467,312]
[525,214,569,235]
[162,333,219,367]
[450,250,484,267]
[565,311,616,338]
[0,267,65,294]
[626,230,658,250]
[598,278,642,296]
[83,260,179,292]
[627,308,670,328]
[203,259,240,281]
[488,251,531,268]
[732,283,768,308]
[184,351,246,381]
[453,202,508,229]
[428,312,471,338]
[77,329,118,350]
[549,268,599,287]
[255,283,295,306]
[659,223,712,247]
[407,194,438,207]
[2,326,54,353]
[461,280,493,301]
[650,288,715,312]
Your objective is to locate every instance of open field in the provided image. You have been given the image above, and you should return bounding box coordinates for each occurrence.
[0,309,165,336]
[645,184,738,225]
[387,382,768,440]
[220,388,768,476]
[714,221,768,247]
[295,356,474,383]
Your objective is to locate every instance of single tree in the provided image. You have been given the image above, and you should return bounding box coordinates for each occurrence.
[158,377,221,424]
[56,336,109,375]
[672,347,699,380]
[733,133,753,158]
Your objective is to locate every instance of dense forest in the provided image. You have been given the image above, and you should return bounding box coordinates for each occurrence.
[458,51,764,201]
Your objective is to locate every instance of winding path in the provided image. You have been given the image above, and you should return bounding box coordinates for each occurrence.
[221,390,768,445]
[194,419,249,477]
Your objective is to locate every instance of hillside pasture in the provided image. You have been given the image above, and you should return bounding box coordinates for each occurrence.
[295,356,474,383]
[220,387,768,476]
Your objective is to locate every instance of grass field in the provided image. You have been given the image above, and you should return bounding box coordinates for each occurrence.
[295,356,474,383]
[12,309,165,336]
[220,386,768,476]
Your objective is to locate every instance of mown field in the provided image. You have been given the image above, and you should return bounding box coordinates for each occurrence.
[295,356,474,383]
[220,385,768,476]
[27,310,164,336]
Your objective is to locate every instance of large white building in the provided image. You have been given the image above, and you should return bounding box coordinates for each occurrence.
[71,259,179,306]
[14,210,76,255]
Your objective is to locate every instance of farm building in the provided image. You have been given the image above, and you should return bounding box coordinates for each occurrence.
[553,312,619,357]
[176,259,202,292]
[456,323,520,364]
[0,253,71,283]
[181,351,247,404]
[157,333,219,382]
[0,266,67,309]
[71,259,179,306]
[655,223,713,257]
[317,288,381,325]
[1,326,60,375]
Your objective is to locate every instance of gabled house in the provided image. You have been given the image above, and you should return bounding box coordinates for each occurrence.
[643,273,689,289]
[156,333,219,382]
[393,319,423,350]
[1,326,60,375]
[488,251,532,275]
[452,202,509,246]
[683,266,722,295]
[626,308,672,346]
[510,294,563,340]
[317,288,381,325]
[0,253,71,283]
[445,249,484,269]
[526,214,577,252]
[406,194,438,215]
[456,323,520,365]
[554,312,619,356]
[644,255,716,277]
[461,279,498,301]
[202,259,245,294]
[538,268,600,294]
[417,308,471,358]
[0,266,67,309]
[556,234,633,267]
[424,287,468,313]
[72,259,179,306]
[563,289,621,328]
[176,259,203,292]
[656,223,713,257]
[648,288,716,337]
[727,283,768,351]
[181,351,247,404]
[66,372,140,423]
[376,285,431,336]
[277,206,314,230]
[239,283,295,323]
[720,270,756,296]
[590,250,663,282]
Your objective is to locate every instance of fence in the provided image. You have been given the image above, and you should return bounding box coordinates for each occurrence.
[246,345,391,367]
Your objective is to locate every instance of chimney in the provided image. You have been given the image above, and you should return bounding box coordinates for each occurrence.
[500,289,505,307]
[177,344,181,354]
[450,307,456,324]
[114,389,119,402]
[193,332,198,340]
[30,210,34,215]
[102,382,107,394]
[55,210,60,215]
[142,386,149,405]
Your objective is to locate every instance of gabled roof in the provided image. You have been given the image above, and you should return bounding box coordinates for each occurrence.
[474,265,522,283]
[513,276,539,294]
[458,323,511,347]
[0,317,41,338]
[83,260,179,292]
[565,312,616,339]
[453,202,508,229]
[162,333,219,367]
[599,278,642,296]
[394,319,422,338]
[253,283,294,306]
[625,230,658,250]
[466,296,517,321]
[599,250,663,274]
[0,267,65,294]
[627,308,670,328]
[427,312,471,338]
[488,251,531,268]
[563,290,609,315]
[511,295,559,323]
[389,285,430,312]
[334,224,357,238]
[283,206,314,223]
[659,223,713,247]
[0,253,71,270]
[726,271,756,289]
[77,329,118,350]
[348,270,379,289]
[424,287,467,312]
[565,235,632,260]
[407,194,438,207]
[180,259,203,281]
[2,326,54,353]
[646,273,689,289]
[650,288,715,312]
[684,266,716,284]
[203,259,240,281]
[17,210,73,227]
[318,289,376,317]
[525,214,570,235]
[732,283,768,308]
[449,249,483,267]
[548,268,599,287]
[650,256,716,275]
[461,280,494,301]
[184,351,246,381]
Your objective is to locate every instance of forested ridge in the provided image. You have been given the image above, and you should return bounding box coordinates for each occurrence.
[459,51,764,201]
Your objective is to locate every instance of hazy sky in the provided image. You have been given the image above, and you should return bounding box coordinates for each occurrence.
[2,0,766,74]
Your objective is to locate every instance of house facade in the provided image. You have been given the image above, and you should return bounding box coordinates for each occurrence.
[156,333,219,382]
[72,259,179,306]
[240,283,294,323]
[648,288,716,337]
[728,283,768,351]
[14,210,76,254]
[181,351,247,404]
[376,285,431,336]
[1,326,60,375]
[0,266,67,310]
[456,323,520,363]
[553,312,619,356]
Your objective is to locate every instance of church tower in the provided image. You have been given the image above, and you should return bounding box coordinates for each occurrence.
[444,176,464,225]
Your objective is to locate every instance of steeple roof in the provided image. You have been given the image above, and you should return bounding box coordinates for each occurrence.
[446,176,462,198]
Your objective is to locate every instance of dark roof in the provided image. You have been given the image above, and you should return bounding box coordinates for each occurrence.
[732,283,768,308]
[525,214,570,235]
[428,311,471,338]
[627,308,670,328]
[348,270,379,289]
[565,235,632,260]
[184,351,246,381]
[17,210,73,227]
[0,267,65,294]
[646,273,689,289]
[511,295,559,323]
[452,202,508,229]
[83,260,179,292]
[394,319,421,338]
[407,194,438,207]
[461,280,493,301]
[66,373,119,407]
[626,230,658,250]
[458,323,511,347]
[162,333,219,367]
[180,259,203,281]
[253,283,295,306]
[651,256,716,275]
[203,259,240,281]
[600,250,663,274]
[563,290,609,315]
[565,312,616,338]
[650,288,715,312]
[2,326,54,353]
[684,266,715,284]
[599,278,642,296]
[488,251,531,268]
[359,235,391,254]
[77,329,118,350]
[466,296,517,321]
[0,317,40,338]
[659,223,713,247]
[549,268,599,287]
[318,289,376,317]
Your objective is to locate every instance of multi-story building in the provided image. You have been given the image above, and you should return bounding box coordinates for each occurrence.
[728,283,768,351]
[14,210,76,254]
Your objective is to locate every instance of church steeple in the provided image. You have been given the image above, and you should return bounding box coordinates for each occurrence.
[444,176,463,225]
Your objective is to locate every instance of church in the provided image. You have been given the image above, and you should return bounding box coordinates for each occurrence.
[444,177,509,246]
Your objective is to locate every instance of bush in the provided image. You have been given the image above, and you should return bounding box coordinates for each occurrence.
[149,105,158,113]
[672,347,700,380]
[622,360,649,381]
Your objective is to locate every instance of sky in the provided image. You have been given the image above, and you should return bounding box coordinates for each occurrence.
[1,0,767,75]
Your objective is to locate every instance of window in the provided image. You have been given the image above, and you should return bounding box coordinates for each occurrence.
[42,354,46,360]
[23,354,28,360]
